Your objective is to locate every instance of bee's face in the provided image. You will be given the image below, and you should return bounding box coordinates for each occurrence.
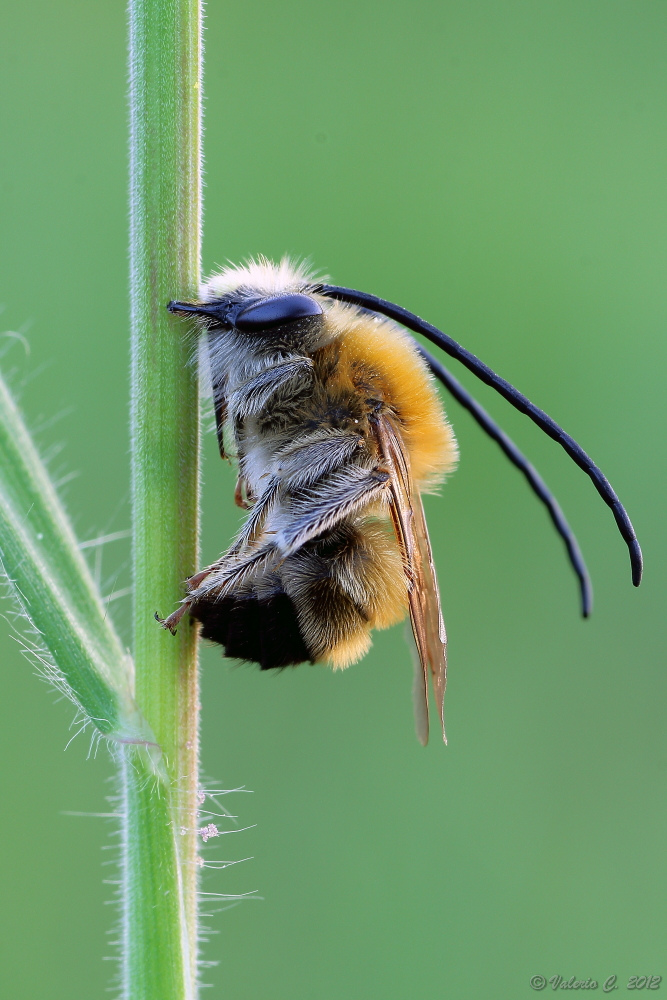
[168,290,325,343]
[230,292,323,332]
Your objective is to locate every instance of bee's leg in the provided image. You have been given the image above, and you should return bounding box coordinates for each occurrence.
[186,566,217,589]
[272,431,366,490]
[189,542,279,601]
[234,476,250,509]
[155,560,223,634]
[278,466,390,556]
[156,546,263,632]
[229,356,314,419]
[155,603,191,634]
[227,477,280,556]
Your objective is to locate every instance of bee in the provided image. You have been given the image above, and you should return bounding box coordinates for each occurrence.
[159,258,642,744]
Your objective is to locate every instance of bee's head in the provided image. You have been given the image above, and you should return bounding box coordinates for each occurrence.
[168,291,325,345]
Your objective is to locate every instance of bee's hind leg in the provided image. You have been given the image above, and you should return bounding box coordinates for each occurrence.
[155,562,218,634]
[155,602,191,635]
[186,565,217,590]
[234,476,250,509]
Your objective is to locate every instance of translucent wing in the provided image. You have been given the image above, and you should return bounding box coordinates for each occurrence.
[373,414,448,745]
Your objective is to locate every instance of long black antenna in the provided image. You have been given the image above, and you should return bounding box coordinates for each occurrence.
[416,343,593,616]
[318,284,642,588]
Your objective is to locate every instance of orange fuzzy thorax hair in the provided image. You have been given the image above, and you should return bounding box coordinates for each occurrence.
[320,300,458,490]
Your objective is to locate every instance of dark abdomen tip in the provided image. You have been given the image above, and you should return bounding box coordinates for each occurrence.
[190,591,313,669]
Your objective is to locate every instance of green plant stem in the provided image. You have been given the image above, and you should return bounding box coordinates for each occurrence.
[126,0,202,996]
[0,375,143,740]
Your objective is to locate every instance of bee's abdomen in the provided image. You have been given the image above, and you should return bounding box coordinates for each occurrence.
[189,520,408,671]
[191,590,313,669]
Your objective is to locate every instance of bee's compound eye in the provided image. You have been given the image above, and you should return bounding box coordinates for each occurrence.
[234,294,323,332]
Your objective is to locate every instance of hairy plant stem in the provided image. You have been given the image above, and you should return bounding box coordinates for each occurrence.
[0,375,143,740]
[126,0,202,996]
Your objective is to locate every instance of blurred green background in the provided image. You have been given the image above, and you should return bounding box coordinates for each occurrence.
[1,1,665,997]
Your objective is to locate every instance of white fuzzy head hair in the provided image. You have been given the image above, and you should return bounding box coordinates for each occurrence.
[201,256,322,302]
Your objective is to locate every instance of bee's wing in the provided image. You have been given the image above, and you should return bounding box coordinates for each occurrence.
[374,414,448,745]
[405,621,430,747]
[411,486,448,741]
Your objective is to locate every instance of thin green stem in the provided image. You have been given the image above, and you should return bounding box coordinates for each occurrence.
[126,0,202,995]
[0,374,144,740]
